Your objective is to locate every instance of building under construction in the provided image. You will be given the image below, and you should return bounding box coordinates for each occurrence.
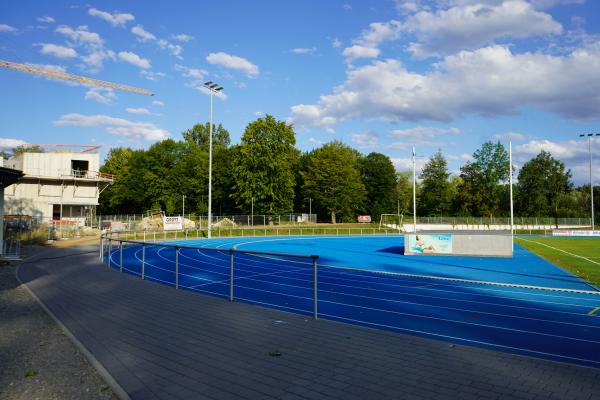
[3,144,114,226]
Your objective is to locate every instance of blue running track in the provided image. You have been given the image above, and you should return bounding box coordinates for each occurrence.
[105,235,600,368]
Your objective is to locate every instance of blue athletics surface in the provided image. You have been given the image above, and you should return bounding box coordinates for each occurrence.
[105,235,600,368]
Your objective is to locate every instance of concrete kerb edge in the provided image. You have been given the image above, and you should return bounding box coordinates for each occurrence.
[14,249,131,400]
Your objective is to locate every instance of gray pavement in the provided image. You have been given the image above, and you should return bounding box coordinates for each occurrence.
[17,245,600,400]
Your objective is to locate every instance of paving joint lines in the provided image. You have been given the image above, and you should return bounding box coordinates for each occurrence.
[18,244,600,400]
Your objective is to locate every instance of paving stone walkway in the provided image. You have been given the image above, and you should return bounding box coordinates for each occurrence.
[17,245,600,400]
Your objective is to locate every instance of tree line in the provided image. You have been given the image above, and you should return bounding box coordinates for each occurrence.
[98,115,598,224]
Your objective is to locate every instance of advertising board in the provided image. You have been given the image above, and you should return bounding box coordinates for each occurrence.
[163,216,183,231]
[357,215,371,223]
[407,234,453,254]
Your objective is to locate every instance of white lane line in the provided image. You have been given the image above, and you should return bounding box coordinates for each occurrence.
[520,237,600,266]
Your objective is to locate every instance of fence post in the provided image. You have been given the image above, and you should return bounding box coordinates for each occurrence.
[143,231,146,242]
[229,249,234,302]
[141,244,145,280]
[119,241,123,272]
[100,237,104,261]
[108,239,112,267]
[175,247,179,289]
[313,256,318,320]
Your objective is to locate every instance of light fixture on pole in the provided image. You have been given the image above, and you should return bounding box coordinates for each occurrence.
[203,81,224,239]
[509,142,514,242]
[412,146,417,233]
[579,133,600,230]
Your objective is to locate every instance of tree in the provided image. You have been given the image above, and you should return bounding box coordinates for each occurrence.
[12,145,43,155]
[516,150,572,223]
[396,172,416,215]
[458,141,509,216]
[301,141,366,223]
[361,153,397,220]
[182,122,230,152]
[230,115,298,214]
[419,150,451,216]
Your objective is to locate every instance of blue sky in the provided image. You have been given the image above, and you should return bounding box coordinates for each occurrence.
[1,0,599,184]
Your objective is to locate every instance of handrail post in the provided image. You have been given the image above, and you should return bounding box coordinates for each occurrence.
[229,249,234,302]
[141,244,145,280]
[313,256,318,320]
[108,239,112,267]
[119,241,123,272]
[175,247,179,289]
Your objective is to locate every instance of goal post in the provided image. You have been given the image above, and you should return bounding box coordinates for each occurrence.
[379,214,404,231]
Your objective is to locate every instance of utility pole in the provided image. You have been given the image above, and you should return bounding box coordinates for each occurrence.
[579,133,599,230]
[412,146,417,233]
[203,81,224,238]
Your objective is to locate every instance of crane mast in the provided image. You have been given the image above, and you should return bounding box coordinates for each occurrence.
[0,59,153,96]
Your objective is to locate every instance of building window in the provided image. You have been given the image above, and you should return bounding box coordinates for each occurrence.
[53,204,61,220]
[71,160,89,177]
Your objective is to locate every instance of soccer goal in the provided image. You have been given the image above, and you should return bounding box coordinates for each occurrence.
[379,213,404,231]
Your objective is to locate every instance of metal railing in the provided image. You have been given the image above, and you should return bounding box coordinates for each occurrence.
[100,235,320,318]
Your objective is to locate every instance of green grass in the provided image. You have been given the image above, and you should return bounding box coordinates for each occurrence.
[515,237,600,287]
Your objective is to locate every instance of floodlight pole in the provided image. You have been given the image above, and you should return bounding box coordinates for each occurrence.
[203,81,224,239]
[412,146,417,233]
[509,142,514,241]
[580,133,599,230]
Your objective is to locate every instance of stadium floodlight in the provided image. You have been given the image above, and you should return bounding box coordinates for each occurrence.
[203,80,225,238]
[412,146,417,233]
[579,133,600,230]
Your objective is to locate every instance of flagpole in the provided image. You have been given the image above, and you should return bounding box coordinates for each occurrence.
[509,142,514,246]
[413,146,417,233]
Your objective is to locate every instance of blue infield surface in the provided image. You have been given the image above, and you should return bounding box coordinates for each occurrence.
[105,235,600,368]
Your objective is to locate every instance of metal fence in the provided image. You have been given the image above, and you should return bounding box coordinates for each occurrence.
[100,235,321,318]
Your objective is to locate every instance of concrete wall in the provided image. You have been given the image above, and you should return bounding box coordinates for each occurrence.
[6,152,99,178]
[404,232,513,257]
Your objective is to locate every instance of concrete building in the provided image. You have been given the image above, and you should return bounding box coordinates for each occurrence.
[4,145,114,226]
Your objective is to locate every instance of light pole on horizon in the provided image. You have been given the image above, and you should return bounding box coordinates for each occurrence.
[579,133,600,230]
[203,81,224,238]
[412,146,417,233]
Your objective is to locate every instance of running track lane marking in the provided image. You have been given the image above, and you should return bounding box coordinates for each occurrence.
[589,307,600,316]
[519,237,600,266]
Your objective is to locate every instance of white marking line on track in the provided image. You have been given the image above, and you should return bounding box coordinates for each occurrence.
[519,237,600,266]
[322,314,600,367]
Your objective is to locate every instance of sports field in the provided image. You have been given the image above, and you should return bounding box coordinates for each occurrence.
[105,235,600,368]
[516,237,600,287]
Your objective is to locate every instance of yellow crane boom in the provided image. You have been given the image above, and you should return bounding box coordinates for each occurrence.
[0,59,154,96]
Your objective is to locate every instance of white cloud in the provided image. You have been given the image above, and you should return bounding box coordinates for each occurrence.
[206,52,259,77]
[343,45,381,61]
[343,21,402,62]
[0,138,28,148]
[404,1,563,58]
[289,45,600,127]
[390,157,427,172]
[37,16,55,24]
[447,153,473,161]
[126,107,151,115]
[88,8,134,27]
[0,24,17,33]
[308,137,324,145]
[254,111,264,116]
[81,49,116,72]
[494,131,526,141]
[152,100,164,107]
[175,64,207,79]
[332,38,342,48]
[56,25,103,46]
[391,126,461,144]
[118,51,151,69]
[54,114,169,141]
[140,70,166,81]
[131,25,156,42]
[172,34,193,42]
[352,132,380,147]
[342,4,353,11]
[85,88,116,104]
[291,47,316,54]
[158,39,182,59]
[39,43,78,59]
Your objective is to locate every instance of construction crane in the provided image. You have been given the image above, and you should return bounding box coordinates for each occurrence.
[0,59,153,96]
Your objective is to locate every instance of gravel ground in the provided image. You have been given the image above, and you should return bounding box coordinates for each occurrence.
[0,245,117,400]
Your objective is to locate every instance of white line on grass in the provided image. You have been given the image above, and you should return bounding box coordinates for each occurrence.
[519,238,600,266]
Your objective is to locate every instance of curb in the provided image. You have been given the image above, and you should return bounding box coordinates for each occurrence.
[15,248,131,400]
